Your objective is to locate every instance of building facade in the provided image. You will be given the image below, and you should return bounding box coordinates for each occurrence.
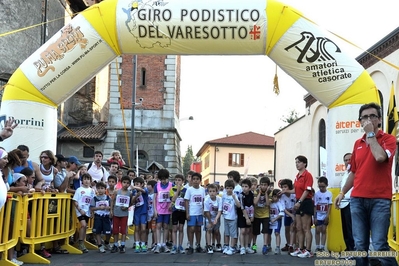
[196,132,275,185]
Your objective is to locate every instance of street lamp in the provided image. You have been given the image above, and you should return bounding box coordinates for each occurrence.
[180,116,194,121]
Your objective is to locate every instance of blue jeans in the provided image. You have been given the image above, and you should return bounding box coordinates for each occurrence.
[351,197,398,266]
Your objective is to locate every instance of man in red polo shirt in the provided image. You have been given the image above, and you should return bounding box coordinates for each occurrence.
[335,102,397,266]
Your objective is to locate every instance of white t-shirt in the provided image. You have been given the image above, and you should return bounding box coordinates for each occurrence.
[339,170,353,209]
[314,190,333,221]
[204,196,222,222]
[280,193,296,215]
[221,193,237,220]
[184,186,205,216]
[73,186,95,217]
[269,201,284,229]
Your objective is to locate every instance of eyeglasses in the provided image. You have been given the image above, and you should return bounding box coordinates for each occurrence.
[40,156,49,159]
[359,114,379,120]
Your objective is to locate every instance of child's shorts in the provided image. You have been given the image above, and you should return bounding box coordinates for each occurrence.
[156,214,171,224]
[172,210,186,226]
[133,213,147,226]
[204,218,221,232]
[268,219,282,234]
[187,215,203,227]
[224,219,237,238]
[252,217,270,235]
[93,214,111,234]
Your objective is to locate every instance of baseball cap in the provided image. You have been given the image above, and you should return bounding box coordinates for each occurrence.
[55,154,68,162]
[68,156,81,165]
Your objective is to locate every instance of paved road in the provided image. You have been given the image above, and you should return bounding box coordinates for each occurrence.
[20,222,333,265]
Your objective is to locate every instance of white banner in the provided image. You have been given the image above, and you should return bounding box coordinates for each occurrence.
[269,18,364,107]
[19,15,117,104]
[327,104,364,187]
[0,101,57,163]
[116,0,267,54]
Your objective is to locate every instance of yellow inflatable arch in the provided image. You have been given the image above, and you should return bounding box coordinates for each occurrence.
[1,0,380,250]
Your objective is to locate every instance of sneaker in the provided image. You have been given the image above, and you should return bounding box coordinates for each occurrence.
[288,246,294,254]
[274,247,281,255]
[251,244,257,253]
[298,249,313,258]
[215,244,222,252]
[79,242,88,253]
[290,248,302,257]
[104,244,111,251]
[154,245,160,254]
[281,244,289,252]
[207,245,214,254]
[187,247,194,255]
[134,244,141,253]
[246,247,255,254]
[11,258,24,266]
[111,245,119,253]
[141,244,148,252]
[166,241,173,249]
[178,245,185,254]
[163,246,170,253]
[119,245,126,253]
[40,248,52,258]
[222,245,229,254]
[196,245,204,253]
[99,245,105,253]
[151,244,157,252]
[262,245,268,255]
[240,247,246,255]
[225,247,234,255]
[171,246,177,254]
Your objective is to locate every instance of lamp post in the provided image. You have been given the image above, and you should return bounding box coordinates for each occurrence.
[130,55,137,169]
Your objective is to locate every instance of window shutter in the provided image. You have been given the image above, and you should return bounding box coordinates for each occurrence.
[240,153,244,166]
[228,153,232,166]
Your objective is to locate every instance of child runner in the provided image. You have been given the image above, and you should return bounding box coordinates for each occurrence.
[90,181,112,253]
[153,169,173,253]
[314,176,332,252]
[203,183,222,254]
[110,175,133,253]
[184,172,206,255]
[73,173,95,253]
[269,189,284,255]
[237,178,255,255]
[170,174,187,254]
[131,177,149,253]
[222,179,240,255]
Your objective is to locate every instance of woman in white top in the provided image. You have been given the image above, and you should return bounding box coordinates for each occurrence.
[39,150,57,190]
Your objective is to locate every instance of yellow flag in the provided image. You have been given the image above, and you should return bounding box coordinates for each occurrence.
[386,82,398,137]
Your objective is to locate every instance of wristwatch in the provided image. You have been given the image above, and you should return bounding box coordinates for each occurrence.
[297,200,302,204]
[367,132,376,138]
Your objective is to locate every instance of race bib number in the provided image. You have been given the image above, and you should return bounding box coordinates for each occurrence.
[257,196,265,207]
[191,195,203,205]
[136,195,144,207]
[115,195,130,207]
[158,191,170,203]
[175,198,185,210]
[81,196,91,205]
[245,206,254,218]
[316,203,328,212]
[270,208,278,215]
[95,200,109,208]
[223,202,232,213]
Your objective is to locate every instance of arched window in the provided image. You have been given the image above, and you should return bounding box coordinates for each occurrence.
[319,119,326,149]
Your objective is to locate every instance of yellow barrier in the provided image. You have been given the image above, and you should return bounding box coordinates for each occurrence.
[17,193,80,264]
[388,193,399,262]
[0,193,22,266]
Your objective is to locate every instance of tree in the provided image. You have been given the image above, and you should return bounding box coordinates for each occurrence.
[281,109,299,124]
[182,145,194,175]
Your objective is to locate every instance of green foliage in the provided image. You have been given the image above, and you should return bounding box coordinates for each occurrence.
[182,145,194,175]
[281,109,299,124]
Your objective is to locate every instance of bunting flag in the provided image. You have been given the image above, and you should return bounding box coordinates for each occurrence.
[386,82,398,137]
[273,65,280,95]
